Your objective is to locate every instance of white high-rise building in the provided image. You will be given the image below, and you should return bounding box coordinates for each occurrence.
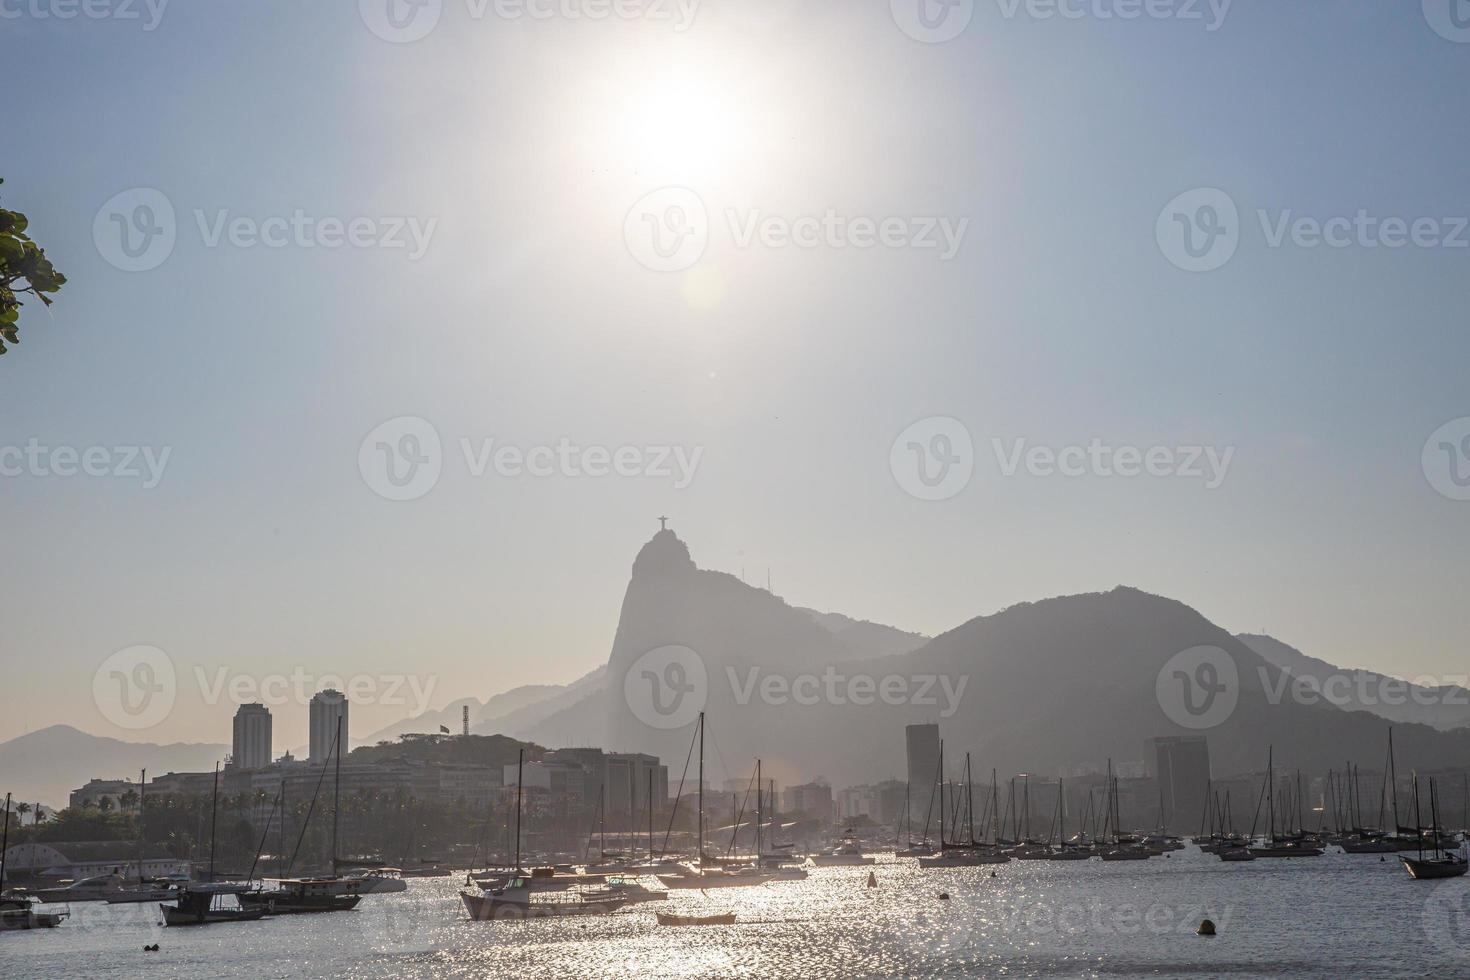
[232,703,272,770]
[309,689,348,765]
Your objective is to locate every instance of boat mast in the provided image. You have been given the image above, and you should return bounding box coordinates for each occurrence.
[208,762,220,883]
[331,716,343,876]
[937,740,945,847]
[1058,777,1066,846]
[279,779,287,878]
[965,753,975,845]
[1413,771,1423,861]
[648,768,655,864]
[697,711,705,863]
[514,748,523,872]
[137,768,147,882]
[1266,747,1275,842]
[756,759,763,861]
[2,792,10,895]
[1389,728,1401,838]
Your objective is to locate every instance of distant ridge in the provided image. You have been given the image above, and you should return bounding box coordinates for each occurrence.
[520,530,1470,787]
[0,725,227,810]
[1238,633,1470,732]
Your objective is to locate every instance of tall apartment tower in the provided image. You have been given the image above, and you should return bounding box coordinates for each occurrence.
[309,689,348,765]
[231,703,273,770]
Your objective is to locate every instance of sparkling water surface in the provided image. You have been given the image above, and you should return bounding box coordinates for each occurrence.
[5,849,1467,978]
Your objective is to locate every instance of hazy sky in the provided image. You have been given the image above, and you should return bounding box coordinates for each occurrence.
[3,0,1468,751]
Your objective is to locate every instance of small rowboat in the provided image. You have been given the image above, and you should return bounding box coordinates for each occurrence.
[657,911,736,926]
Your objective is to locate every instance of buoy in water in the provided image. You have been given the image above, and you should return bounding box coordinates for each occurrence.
[1197,919,1216,937]
[867,871,878,888]
[938,892,950,901]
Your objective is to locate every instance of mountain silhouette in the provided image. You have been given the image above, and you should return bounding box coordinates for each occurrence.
[517,530,1470,788]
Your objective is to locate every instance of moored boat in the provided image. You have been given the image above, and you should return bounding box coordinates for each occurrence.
[657,911,735,926]
[162,883,270,926]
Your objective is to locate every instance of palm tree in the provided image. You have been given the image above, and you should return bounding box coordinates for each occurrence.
[16,802,31,824]
[98,796,115,813]
[120,789,139,813]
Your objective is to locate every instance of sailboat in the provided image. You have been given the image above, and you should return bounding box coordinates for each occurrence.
[656,714,774,889]
[1098,761,1150,861]
[161,766,270,926]
[754,765,808,880]
[1,793,67,930]
[462,749,629,919]
[1337,763,1396,853]
[1245,748,1322,858]
[241,719,362,914]
[1047,779,1089,860]
[1401,775,1468,880]
[919,747,1009,867]
[894,775,936,857]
